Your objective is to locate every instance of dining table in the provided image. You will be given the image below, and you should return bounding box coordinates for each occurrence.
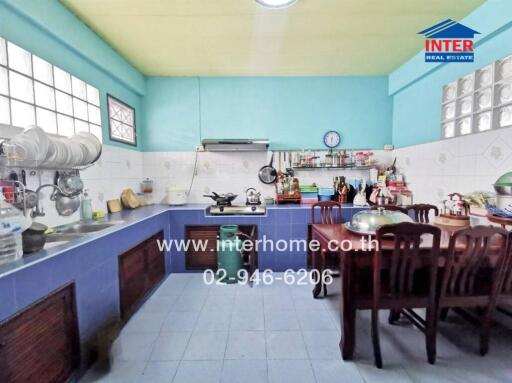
[310,222,503,360]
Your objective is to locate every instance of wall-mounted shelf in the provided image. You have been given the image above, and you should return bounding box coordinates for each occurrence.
[270,148,375,169]
[292,165,375,171]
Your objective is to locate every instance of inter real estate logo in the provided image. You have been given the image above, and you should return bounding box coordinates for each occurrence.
[418,19,480,63]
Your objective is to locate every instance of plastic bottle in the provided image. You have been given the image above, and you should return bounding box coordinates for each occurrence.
[0,193,23,264]
[80,189,93,221]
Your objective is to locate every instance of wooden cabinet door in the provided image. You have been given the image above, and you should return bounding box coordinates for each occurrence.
[185,226,219,270]
[119,243,146,319]
[145,232,165,294]
[0,284,80,383]
[119,231,165,320]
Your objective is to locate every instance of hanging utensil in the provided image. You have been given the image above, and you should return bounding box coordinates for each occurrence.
[258,153,277,184]
[51,171,81,216]
[58,171,84,195]
[20,170,38,210]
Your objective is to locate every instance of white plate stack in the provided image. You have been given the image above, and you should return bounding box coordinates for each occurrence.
[8,126,102,168]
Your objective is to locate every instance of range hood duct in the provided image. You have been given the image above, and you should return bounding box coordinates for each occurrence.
[201,139,270,152]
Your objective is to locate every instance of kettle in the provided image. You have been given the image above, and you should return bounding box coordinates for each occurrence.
[245,188,261,205]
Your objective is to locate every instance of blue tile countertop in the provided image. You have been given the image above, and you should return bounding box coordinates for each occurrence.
[0,203,367,279]
[0,204,172,279]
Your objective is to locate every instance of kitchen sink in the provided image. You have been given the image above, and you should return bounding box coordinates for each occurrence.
[54,221,124,234]
[47,220,125,242]
[45,233,84,243]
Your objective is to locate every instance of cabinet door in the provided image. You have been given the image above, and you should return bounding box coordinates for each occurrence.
[185,226,219,270]
[145,232,165,294]
[119,244,146,319]
[0,284,80,383]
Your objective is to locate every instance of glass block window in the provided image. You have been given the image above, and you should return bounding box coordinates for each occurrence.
[108,95,136,146]
[441,54,512,139]
[0,36,102,141]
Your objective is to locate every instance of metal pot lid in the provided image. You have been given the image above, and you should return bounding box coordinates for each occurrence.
[495,172,512,186]
[348,208,413,235]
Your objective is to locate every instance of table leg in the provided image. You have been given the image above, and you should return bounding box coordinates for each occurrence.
[312,250,323,298]
[339,251,356,359]
[311,233,322,298]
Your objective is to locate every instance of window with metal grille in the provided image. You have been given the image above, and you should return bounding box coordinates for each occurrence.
[107,95,136,146]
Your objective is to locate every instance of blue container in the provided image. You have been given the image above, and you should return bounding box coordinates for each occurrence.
[318,187,335,196]
[319,195,332,201]
[301,192,318,199]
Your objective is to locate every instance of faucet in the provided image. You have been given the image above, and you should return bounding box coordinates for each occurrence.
[31,184,78,218]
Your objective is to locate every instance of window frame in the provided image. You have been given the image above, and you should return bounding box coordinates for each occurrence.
[0,37,102,139]
[440,54,512,140]
[107,94,137,147]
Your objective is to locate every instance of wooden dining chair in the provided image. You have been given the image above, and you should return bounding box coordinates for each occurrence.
[407,204,439,223]
[438,226,508,356]
[371,222,441,368]
[489,231,512,320]
[310,201,342,296]
[310,201,342,224]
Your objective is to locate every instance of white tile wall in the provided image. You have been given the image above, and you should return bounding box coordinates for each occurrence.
[394,128,512,206]
[142,150,393,205]
[8,143,410,228]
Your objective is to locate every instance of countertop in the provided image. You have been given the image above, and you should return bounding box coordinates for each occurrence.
[0,205,171,279]
[0,202,368,279]
[168,203,365,210]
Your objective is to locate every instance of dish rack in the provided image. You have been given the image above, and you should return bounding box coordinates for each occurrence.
[0,139,102,171]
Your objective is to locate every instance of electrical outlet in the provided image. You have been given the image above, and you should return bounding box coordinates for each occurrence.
[196,145,205,152]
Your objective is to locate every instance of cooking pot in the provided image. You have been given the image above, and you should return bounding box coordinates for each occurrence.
[345,207,413,235]
[494,172,512,195]
[203,192,238,206]
[166,187,188,205]
[22,222,48,253]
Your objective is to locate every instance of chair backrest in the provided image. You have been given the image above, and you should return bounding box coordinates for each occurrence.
[310,201,342,224]
[440,226,508,299]
[374,222,441,306]
[408,204,439,223]
[499,232,512,295]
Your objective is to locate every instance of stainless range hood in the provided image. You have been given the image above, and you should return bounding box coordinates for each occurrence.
[201,139,270,152]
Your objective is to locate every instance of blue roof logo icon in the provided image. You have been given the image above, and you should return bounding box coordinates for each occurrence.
[418,19,480,39]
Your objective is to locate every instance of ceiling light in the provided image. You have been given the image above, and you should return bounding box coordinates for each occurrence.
[255,0,297,9]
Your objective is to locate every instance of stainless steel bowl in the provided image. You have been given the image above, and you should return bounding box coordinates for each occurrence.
[345,207,413,235]
[493,184,512,195]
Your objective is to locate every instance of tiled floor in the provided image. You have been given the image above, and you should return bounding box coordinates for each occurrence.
[81,273,512,383]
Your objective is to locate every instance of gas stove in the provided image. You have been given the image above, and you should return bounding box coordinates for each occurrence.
[207,204,266,216]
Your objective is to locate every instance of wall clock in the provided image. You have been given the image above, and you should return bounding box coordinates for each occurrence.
[323,131,341,148]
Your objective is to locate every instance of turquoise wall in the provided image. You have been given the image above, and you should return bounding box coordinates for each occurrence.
[390,0,512,148]
[143,76,392,151]
[0,0,145,150]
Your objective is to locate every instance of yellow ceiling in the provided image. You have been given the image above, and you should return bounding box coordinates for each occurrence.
[60,0,484,76]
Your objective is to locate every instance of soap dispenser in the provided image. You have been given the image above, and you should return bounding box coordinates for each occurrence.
[80,189,93,221]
